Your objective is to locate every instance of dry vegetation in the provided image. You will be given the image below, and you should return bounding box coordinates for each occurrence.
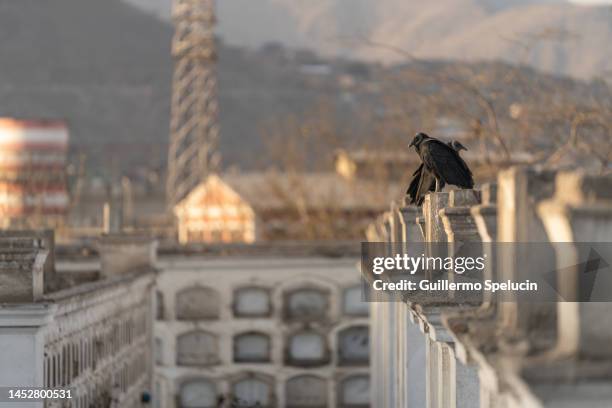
[256,32,612,239]
[263,30,612,177]
[369,30,612,173]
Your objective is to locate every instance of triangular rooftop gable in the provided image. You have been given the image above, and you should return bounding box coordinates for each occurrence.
[174,174,255,216]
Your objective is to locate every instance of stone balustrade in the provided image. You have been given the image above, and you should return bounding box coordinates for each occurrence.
[369,166,612,408]
[0,232,157,408]
[0,234,54,303]
[42,270,154,408]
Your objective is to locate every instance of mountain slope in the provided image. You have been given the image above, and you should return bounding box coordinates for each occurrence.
[0,0,342,174]
[1,0,609,178]
[364,2,612,79]
[123,0,612,79]
[0,0,174,174]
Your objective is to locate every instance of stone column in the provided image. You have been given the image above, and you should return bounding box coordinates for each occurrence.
[398,203,423,252]
[497,166,557,345]
[422,193,450,284]
[416,216,427,241]
[370,301,384,407]
[395,301,407,408]
[382,212,393,256]
[417,192,454,408]
[0,304,55,408]
[471,183,498,306]
[423,193,450,244]
[538,171,612,359]
[98,234,158,278]
[370,210,396,408]
[437,189,482,408]
[0,239,48,303]
[440,189,482,246]
[406,311,426,408]
[386,301,397,408]
[426,336,439,408]
[454,354,480,408]
[439,189,483,304]
[398,203,427,408]
[391,200,406,245]
[417,306,456,408]
[0,231,57,293]
[390,202,407,273]
[365,216,385,242]
[471,183,498,243]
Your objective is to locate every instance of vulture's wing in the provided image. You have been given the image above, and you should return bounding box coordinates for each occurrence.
[406,164,424,203]
[421,140,474,189]
[415,166,438,205]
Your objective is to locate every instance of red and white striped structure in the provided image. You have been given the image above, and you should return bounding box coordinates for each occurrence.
[0,118,69,225]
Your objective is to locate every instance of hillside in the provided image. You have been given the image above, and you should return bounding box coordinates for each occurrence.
[0,0,610,178]
[124,0,612,80]
[0,0,173,175]
[0,0,341,175]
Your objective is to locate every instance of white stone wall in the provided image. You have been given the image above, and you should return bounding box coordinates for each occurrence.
[154,256,370,407]
[2,241,370,407]
[369,168,612,408]
[42,272,155,408]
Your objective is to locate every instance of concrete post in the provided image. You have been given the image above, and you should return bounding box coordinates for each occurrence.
[423,193,450,244]
[0,239,48,303]
[397,203,428,408]
[440,189,482,245]
[426,336,439,408]
[406,312,427,408]
[416,216,427,241]
[455,357,480,408]
[437,189,482,408]
[0,304,55,408]
[423,193,450,284]
[471,183,498,304]
[497,166,557,342]
[98,234,158,278]
[538,171,612,358]
[391,200,405,245]
[386,301,397,408]
[398,205,423,250]
[395,302,407,408]
[370,301,383,407]
[440,189,483,304]
[382,212,393,256]
[0,231,57,293]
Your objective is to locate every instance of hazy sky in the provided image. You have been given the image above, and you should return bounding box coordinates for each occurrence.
[570,0,612,3]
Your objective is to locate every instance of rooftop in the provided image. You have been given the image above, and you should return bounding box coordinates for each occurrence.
[182,172,402,212]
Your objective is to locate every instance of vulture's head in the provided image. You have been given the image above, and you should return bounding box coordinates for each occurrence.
[409,132,430,149]
[449,140,468,152]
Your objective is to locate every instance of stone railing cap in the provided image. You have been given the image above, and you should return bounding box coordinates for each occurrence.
[98,234,157,246]
[481,182,498,205]
[554,171,612,205]
[449,189,481,207]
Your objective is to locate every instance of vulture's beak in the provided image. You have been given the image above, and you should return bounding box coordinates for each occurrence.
[409,140,415,148]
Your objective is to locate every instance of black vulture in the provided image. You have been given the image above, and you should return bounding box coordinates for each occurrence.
[406,140,467,205]
[407,133,474,204]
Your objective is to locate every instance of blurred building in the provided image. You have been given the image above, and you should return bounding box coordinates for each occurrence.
[334,147,534,186]
[0,232,155,407]
[0,233,369,407]
[67,169,173,241]
[0,118,69,229]
[369,168,612,408]
[174,172,401,244]
[154,247,370,407]
[334,149,419,181]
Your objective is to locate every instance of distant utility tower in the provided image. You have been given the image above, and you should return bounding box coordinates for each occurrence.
[167,0,220,208]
